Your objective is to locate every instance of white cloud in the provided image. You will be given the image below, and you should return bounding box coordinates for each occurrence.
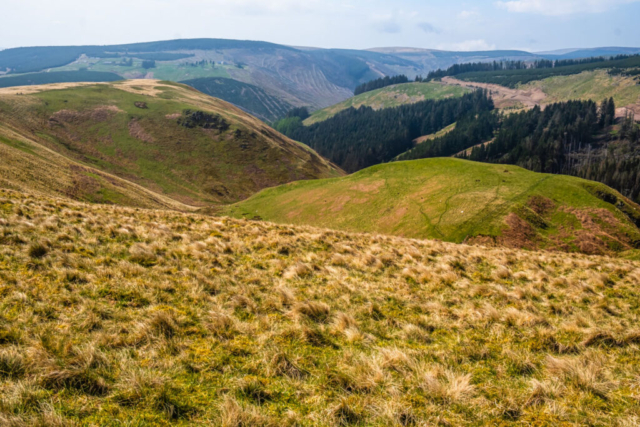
[458,10,480,19]
[496,0,640,16]
[438,39,497,52]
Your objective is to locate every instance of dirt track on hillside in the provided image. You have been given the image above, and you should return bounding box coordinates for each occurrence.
[616,105,640,121]
[443,76,640,121]
[442,77,547,109]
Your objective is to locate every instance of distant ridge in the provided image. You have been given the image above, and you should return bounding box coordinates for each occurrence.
[538,46,640,59]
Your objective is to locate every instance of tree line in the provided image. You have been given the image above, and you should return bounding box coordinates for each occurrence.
[424,54,640,82]
[393,96,640,201]
[281,90,494,172]
[463,100,610,173]
[466,102,640,201]
[354,75,409,96]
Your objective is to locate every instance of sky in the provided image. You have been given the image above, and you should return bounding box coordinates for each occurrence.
[1,0,639,52]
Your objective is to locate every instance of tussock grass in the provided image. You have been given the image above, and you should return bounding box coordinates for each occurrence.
[0,188,639,424]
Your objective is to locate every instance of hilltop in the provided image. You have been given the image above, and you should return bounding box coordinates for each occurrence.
[225,158,640,256]
[1,187,639,425]
[303,82,469,125]
[0,80,342,207]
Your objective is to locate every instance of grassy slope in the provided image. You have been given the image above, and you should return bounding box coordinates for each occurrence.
[1,188,640,425]
[225,158,640,255]
[304,83,470,125]
[524,70,640,107]
[0,80,342,207]
[0,124,191,211]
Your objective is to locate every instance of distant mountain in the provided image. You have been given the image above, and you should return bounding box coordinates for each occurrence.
[539,47,640,59]
[1,39,638,122]
[367,47,542,74]
[0,39,547,120]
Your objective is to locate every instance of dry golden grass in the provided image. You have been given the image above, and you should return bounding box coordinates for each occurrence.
[0,187,639,425]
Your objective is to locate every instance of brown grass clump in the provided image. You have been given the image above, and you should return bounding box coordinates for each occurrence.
[419,369,476,403]
[27,243,48,259]
[0,188,639,424]
[293,301,331,323]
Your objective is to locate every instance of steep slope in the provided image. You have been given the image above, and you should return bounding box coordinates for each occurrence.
[224,158,640,255]
[0,124,190,211]
[180,77,293,122]
[0,80,342,207]
[2,188,640,425]
[304,82,470,125]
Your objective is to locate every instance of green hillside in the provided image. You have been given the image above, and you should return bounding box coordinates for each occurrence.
[304,82,470,125]
[225,158,640,255]
[0,80,342,207]
[525,70,640,107]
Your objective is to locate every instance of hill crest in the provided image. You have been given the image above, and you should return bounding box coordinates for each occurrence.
[0,79,342,208]
[225,158,640,256]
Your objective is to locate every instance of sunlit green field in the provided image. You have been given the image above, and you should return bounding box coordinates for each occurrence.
[304,83,470,125]
[224,158,640,254]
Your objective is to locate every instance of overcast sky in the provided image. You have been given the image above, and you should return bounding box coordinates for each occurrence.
[1,0,639,52]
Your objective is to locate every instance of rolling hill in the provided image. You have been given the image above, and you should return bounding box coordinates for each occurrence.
[224,158,640,255]
[2,187,640,425]
[304,82,470,125]
[3,38,617,121]
[0,80,342,207]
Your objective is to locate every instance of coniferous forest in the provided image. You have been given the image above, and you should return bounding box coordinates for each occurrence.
[396,97,640,202]
[463,100,640,202]
[284,90,494,172]
[425,55,640,87]
[353,75,410,96]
